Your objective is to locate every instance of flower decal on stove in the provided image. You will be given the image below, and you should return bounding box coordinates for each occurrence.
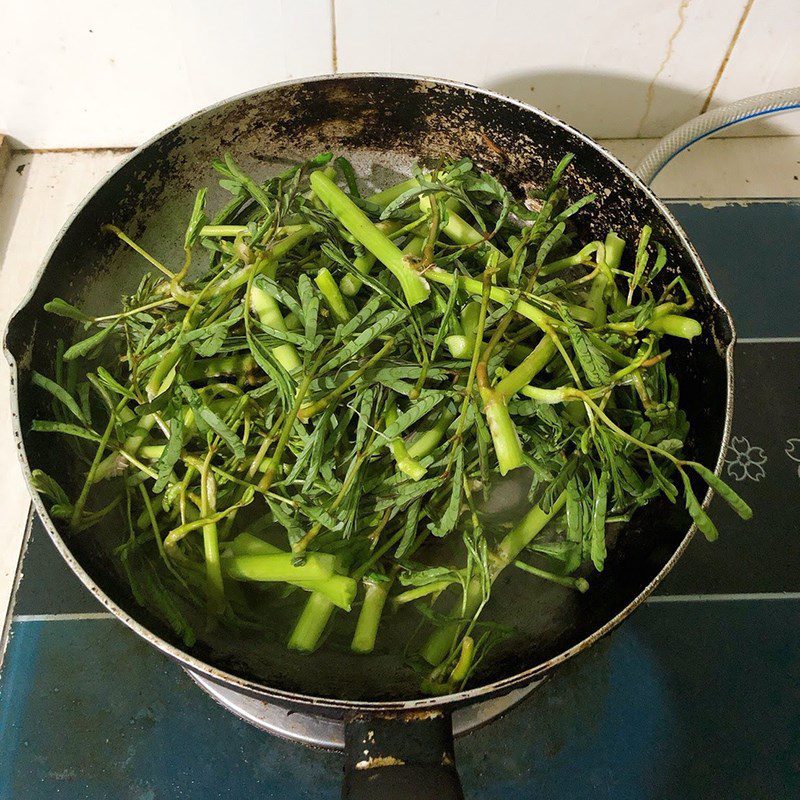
[786,439,800,478]
[724,436,767,482]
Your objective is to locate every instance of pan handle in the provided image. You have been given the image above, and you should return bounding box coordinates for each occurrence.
[342,710,464,799]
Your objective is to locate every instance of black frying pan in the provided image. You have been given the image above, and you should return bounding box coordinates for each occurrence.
[4,75,735,798]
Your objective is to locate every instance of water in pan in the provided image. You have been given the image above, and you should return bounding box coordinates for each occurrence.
[7,76,731,702]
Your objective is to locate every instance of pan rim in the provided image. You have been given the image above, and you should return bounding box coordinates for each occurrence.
[3,71,736,711]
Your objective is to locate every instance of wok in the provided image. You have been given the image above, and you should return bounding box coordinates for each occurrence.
[4,74,735,798]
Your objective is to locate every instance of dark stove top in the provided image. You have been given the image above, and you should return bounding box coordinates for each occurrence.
[2,200,798,799]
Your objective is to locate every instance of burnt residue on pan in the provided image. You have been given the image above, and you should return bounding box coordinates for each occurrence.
[5,75,734,709]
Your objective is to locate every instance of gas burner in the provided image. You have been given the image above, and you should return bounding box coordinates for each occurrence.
[188,670,544,750]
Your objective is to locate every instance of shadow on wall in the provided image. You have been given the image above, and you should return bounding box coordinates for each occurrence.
[487,70,786,140]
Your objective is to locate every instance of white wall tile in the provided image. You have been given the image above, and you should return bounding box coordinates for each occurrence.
[711,0,800,136]
[0,1,333,149]
[334,0,749,138]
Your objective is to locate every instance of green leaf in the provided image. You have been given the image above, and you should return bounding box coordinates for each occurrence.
[177,382,244,459]
[223,154,272,211]
[558,308,611,387]
[633,298,656,330]
[630,225,652,294]
[335,156,361,198]
[379,185,427,219]
[399,565,460,587]
[430,279,460,361]
[303,410,331,492]
[354,388,375,453]
[395,498,422,558]
[565,476,584,543]
[298,274,319,347]
[680,470,719,542]
[32,371,87,424]
[322,308,409,375]
[590,470,608,571]
[647,453,678,503]
[543,455,579,514]
[245,324,293,410]
[44,298,92,322]
[555,193,596,222]
[95,367,138,401]
[184,187,208,248]
[31,469,71,506]
[687,461,752,520]
[63,324,116,361]
[334,295,381,345]
[153,417,184,494]
[649,242,667,283]
[535,222,565,268]
[542,153,574,197]
[428,448,463,537]
[32,420,101,442]
[369,393,445,456]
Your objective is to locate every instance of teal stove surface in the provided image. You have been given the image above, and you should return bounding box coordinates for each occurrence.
[2,201,799,799]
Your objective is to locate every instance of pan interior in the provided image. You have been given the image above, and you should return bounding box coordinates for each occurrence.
[7,76,733,702]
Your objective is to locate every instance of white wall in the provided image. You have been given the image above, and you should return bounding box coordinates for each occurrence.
[0,0,798,148]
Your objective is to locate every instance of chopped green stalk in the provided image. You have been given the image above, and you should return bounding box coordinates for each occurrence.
[94,409,156,482]
[184,354,256,382]
[250,282,302,372]
[604,231,626,269]
[515,383,602,404]
[288,592,335,652]
[421,492,567,666]
[200,455,225,616]
[390,439,427,481]
[351,576,392,654]
[310,171,430,306]
[602,232,627,313]
[647,314,702,339]
[393,580,454,604]
[427,267,562,335]
[448,635,474,684]
[494,337,558,399]
[385,401,427,480]
[420,196,506,269]
[479,383,525,475]
[212,226,315,297]
[315,267,351,323]
[260,348,328,491]
[227,534,355,609]
[368,177,420,208]
[445,335,472,359]
[200,224,306,238]
[539,242,600,276]
[339,220,406,296]
[139,444,166,460]
[223,551,337,582]
[587,273,608,327]
[514,560,590,592]
[406,410,455,459]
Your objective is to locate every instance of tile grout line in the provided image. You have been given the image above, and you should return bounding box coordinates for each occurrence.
[647,592,800,603]
[13,146,135,155]
[13,612,115,622]
[701,0,756,114]
[738,337,800,343]
[329,0,338,74]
